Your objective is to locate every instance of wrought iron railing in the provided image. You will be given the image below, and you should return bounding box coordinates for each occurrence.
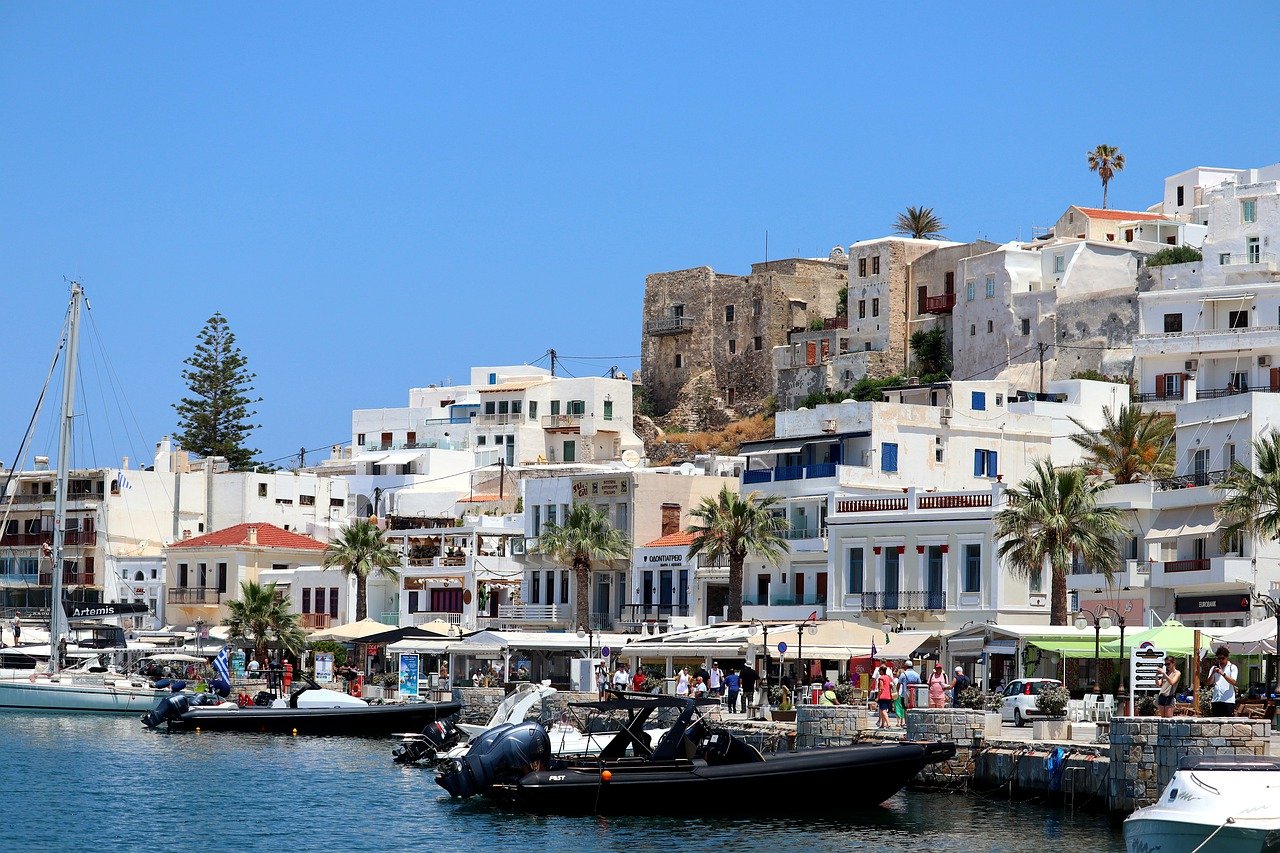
[1154,469,1229,490]
[859,591,947,611]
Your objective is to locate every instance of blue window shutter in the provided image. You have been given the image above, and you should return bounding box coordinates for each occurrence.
[972,391,986,411]
[974,450,985,477]
[488,372,497,385]
[986,450,998,478]
[882,443,898,472]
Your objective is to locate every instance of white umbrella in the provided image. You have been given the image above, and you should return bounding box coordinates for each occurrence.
[1221,617,1277,655]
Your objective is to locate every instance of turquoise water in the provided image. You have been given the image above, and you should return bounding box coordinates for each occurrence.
[0,713,1125,852]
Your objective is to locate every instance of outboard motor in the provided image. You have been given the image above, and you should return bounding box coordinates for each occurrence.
[436,721,551,799]
[208,677,231,698]
[393,720,462,766]
[141,693,192,728]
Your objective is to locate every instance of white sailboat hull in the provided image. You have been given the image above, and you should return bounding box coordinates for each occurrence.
[0,677,167,713]
[1124,759,1280,853]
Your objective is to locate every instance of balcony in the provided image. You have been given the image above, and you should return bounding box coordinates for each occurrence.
[1149,555,1254,589]
[1067,558,1151,591]
[823,316,849,330]
[1154,469,1229,491]
[1133,325,1280,357]
[1135,389,1186,404]
[38,571,96,586]
[618,604,690,624]
[858,591,947,611]
[782,526,826,541]
[477,604,570,630]
[836,496,908,513]
[410,611,461,627]
[923,292,956,314]
[741,595,829,621]
[477,413,518,426]
[300,613,333,630]
[1164,558,1210,573]
[646,317,695,336]
[167,587,221,605]
[917,493,992,510]
[774,465,804,482]
[1220,250,1278,273]
[541,414,583,430]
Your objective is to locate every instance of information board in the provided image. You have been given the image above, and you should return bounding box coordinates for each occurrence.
[1130,642,1166,693]
[399,653,420,698]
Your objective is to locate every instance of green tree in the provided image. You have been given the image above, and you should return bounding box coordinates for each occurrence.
[1146,245,1202,267]
[224,580,306,664]
[835,285,848,317]
[1087,144,1126,209]
[893,206,947,239]
[323,519,401,621]
[909,328,952,380]
[686,486,789,622]
[1068,405,1175,485]
[1215,429,1280,548]
[994,461,1127,625]
[173,313,262,470]
[537,503,631,629]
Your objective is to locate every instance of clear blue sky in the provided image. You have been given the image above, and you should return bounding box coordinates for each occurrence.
[2,5,1277,469]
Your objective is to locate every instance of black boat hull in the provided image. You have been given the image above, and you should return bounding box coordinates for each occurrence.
[164,700,461,736]
[492,741,954,813]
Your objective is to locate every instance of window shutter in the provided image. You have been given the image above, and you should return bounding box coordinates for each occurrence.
[986,451,999,478]
[882,443,898,472]
[974,450,985,477]
[1155,374,1165,398]
[1271,368,1280,392]
[972,391,986,411]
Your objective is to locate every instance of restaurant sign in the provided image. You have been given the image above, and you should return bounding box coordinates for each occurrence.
[1175,593,1251,615]
[573,478,629,499]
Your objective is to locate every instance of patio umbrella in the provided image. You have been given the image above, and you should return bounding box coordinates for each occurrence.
[1098,620,1225,658]
[307,617,393,643]
[1221,617,1277,655]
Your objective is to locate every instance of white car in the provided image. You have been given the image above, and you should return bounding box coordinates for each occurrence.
[999,678,1064,727]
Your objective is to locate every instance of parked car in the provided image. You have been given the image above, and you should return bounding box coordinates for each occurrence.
[999,678,1064,726]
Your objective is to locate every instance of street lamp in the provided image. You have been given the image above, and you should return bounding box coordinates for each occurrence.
[1254,591,1280,693]
[797,614,818,687]
[748,618,771,719]
[1074,608,1112,694]
[194,618,206,657]
[575,624,596,659]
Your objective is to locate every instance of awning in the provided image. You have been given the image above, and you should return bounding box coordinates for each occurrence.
[1148,506,1218,538]
[477,380,548,393]
[876,631,934,661]
[1199,293,1255,301]
[741,444,803,457]
[387,638,456,655]
[946,636,985,657]
[350,451,390,464]
[1028,638,1115,659]
[376,450,426,466]
[739,431,870,457]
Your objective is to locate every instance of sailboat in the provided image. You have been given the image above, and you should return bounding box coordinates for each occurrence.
[0,283,169,712]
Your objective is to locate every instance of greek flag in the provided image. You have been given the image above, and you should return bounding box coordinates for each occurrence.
[118,472,131,490]
[213,646,230,683]
[870,640,878,659]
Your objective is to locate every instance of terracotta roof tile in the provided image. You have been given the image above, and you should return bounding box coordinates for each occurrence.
[1074,206,1167,222]
[641,531,697,548]
[168,522,327,551]
[458,494,504,503]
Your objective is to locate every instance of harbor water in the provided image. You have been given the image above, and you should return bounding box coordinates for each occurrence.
[0,713,1125,853]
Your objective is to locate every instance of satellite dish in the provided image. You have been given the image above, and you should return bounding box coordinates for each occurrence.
[621,449,641,468]
[679,462,696,476]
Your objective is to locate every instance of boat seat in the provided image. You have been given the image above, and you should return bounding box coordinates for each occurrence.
[1178,755,1280,771]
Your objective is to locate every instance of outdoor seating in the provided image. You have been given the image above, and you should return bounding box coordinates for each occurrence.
[1082,694,1098,720]
[1096,695,1115,722]
[1066,699,1085,722]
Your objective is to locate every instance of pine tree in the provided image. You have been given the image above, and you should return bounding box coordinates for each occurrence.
[173,313,262,469]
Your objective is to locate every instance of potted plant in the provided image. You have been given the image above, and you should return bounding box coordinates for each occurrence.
[1136,694,1157,717]
[957,686,1004,738]
[767,685,796,722]
[1031,683,1072,740]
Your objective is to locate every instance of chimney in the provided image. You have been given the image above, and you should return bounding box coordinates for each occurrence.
[122,456,130,470]
[247,526,258,546]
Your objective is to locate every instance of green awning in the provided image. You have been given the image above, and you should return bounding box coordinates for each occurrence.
[1027,638,1121,659]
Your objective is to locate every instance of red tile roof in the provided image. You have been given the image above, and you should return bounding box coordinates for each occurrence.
[169,523,327,551]
[1074,206,1167,222]
[458,494,504,503]
[641,531,697,548]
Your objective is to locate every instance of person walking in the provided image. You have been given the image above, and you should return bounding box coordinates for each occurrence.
[708,662,723,697]
[724,669,741,712]
[612,662,630,694]
[875,665,894,729]
[1155,656,1181,718]
[738,664,758,717]
[927,664,949,708]
[898,660,920,723]
[950,667,971,707]
[1207,646,1238,717]
[675,667,690,697]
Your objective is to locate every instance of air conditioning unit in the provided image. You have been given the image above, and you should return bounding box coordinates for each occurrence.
[939,407,952,422]
[1184,359,1199,372]
[1260,355,1272,368]
[822,419,837,433]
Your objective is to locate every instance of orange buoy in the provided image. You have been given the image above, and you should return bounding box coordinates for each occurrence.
[601,770,612,783]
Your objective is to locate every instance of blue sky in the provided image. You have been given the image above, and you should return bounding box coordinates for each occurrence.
[2,4,1278,469]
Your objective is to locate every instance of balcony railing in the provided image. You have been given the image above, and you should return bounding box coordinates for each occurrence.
[495,604,567,622]
[923,292,956,314]
[1196,386,1250,400]
[646,317,695,336]
[541,414,583,429]
[741,463,840,484]
[1163,558,1211,573]
[917,493,992,510]
[823,316,848,330]
[38,571,96,586]
[618,604,690,622]
[300,612,333,630]
[774,465,804,481]
[167,587,221,605]
[741,594,828,607]
[411,611,462,627]
[1154,469,1229,490]
[1135,390,1186,403]
[1220,250,1277,267]
[477,413,517,426]
[836,497,908,513]
[782,526,826,540]
[743,469,772,484]
[0,530,96,547]
[805,462,836,479]
[859,591,947,611]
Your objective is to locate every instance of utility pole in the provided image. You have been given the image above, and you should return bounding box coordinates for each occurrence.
[298,446,306,468]
[549,348,557,377]
[498,458,505,500]
[1038,342,1050,395]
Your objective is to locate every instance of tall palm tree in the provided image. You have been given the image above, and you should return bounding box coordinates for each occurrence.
[1215,429,1280,547]
[994,460,1127,625]
[686,486,789,623]
[893,205,948,240]
[323,519,400,621]
[1068,405,1174,484]
[537,503,631,629]
[1087,144,1126,209]
[224,580,306,664]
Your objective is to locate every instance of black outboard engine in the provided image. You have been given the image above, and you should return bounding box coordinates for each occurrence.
[393,720,462,765]
[435,721,551,799]
[141,693,192,728]
[208,677,231,698]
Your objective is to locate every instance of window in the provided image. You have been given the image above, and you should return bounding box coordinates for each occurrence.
[725,305,735,322]
[1021,318,1031,336]
[727,387,736,406]
[546,504,557,526]
[754,335,762,351]
[944,271,954,293]
[299,494,315,506]
[1163,313,1182,333]
[531,572,541,604]
[528,400,538,419]
[728,338,736,354]
[871,256,880,275]
[974,449,999,478]
[477,435,486,445]
[257,483,268,497]
[511,400,523,415]
[1029,567,1043,594]
[847,548,864,594]
[1226,443,1236,469]
[985,276,995,298]
[864,342,872,351]
[616,502,628,532]
[217,563,227,593]
[674,353,683,368]
[1247,237,1261,264]
[1220,253,1231,265]
[603,400,613,420]
[531,505,541,537]
[178,563,188,588]
[1231,371,1249,392]
[672,303,684,318]
[963,543,982,593]
[1228,310,1249,329]
[1243,199,1257,223]
[935,435,943,463]
[858,300,866,319]
[987,320,993,333]
[871,297,879,317]
[560,573,570,605]
[858,258,867,277]
[356,433,365,446]
[972,391,986,411]
[966,281,975,302]
[1053,254,1065,274]
[880,442,898,473]
[970,324,976,336]
[752,297,761,317]
[1176,185,1184,207]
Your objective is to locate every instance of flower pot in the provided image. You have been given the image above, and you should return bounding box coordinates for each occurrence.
[1032,719,1071,741]
[769,709,797,723]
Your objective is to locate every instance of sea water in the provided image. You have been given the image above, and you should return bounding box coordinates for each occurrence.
[0,713,1125,852]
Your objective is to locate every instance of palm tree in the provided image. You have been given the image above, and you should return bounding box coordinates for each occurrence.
[1215,429,1280,548]
[1068,404,1174,484]
[994,460,1127,625]
[893,206,947,240]
[323,519,401,621]
[685,486,789,623]
[1087,144,1126,209]
[537,503,631,629]
[224,580,306,664]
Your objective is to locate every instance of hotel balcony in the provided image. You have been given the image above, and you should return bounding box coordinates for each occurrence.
[849,590,948,613]
[741,594,828,622]
[1148,556,1253,590]
[645,317,695,336]
[476,604,571,630]
[300,612,333,630]
[541,414,583,430]
[167,587,222,605]
[1133,325,1280,357]
[923,292,956,314]
[1066,559,1151,592]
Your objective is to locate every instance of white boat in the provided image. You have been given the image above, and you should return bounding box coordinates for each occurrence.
[0,284,168,714]
[1124,755,1280,852]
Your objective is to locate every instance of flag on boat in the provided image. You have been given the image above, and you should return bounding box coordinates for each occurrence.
[213,646,230,683]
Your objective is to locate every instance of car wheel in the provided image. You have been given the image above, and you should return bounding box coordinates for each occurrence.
[1014,707,1025,727]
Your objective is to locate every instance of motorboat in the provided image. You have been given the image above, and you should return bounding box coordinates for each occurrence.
[143,676,461,736]
[1123,755,1280,852]
[435,692,955,813]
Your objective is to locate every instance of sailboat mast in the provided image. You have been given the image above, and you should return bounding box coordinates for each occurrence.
[49,282,84,673]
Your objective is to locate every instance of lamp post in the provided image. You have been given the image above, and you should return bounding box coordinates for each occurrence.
[748,618,770,717]
[1074,608,1113,695]
[194,618,206,657]
[797,614,818,688]
[1255,591,1280,693]
[575,624,596,659]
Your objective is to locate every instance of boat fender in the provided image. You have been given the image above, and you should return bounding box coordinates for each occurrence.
[1045,747,1066,792]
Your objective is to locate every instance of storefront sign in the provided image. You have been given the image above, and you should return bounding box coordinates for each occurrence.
[639,551,686,567]
[1175,593,1251,615]
[315,652,334,683]
[399,653,420,698]
[1130,642,1166,693]
[574,478,630,499]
